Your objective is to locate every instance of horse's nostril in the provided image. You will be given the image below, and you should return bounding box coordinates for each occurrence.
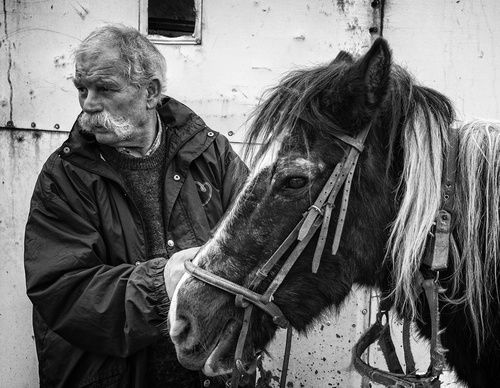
[170,315,191,343]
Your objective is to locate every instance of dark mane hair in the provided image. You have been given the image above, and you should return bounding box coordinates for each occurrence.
[244,55,455,176]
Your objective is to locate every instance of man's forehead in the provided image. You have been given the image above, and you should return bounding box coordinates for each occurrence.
[75,47,124,81]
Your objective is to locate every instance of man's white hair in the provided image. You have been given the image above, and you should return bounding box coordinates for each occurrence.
[73,24,167,94]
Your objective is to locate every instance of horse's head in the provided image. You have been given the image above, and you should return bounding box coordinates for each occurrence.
[169,38,399,376]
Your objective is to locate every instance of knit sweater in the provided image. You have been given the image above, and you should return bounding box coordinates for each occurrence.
[99,130,168,260]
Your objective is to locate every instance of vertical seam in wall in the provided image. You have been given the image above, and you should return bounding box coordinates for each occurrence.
[3,0,13,122]
[379,0,385,36]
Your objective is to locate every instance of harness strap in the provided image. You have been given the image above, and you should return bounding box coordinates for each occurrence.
[312,127,371,271]
[251,218,305,289]
[353,313,439,388]
[299,127,370,243]
[280,326,293,388]
[402,319,416,375]
[422,278,446,376]
[185,260,289,328]
[232,305,254,388]
[261,217,324,303]
[312,202,333,273]
[423,126,459,270]
[298,163,342,241]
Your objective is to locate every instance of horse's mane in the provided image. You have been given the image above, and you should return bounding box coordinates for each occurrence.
[243,56,500,352]
[243,59,348,166]
[385,66,500,352]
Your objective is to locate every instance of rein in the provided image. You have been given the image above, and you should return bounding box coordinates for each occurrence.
[186,126,371,387]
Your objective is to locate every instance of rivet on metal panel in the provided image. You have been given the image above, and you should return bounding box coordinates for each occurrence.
[371,0,380,7]
[362,309,368,315]
[31,122,36,128]
[54,124,60,129]
[369,27,379,34]
[228,131,234,136]
[6,121,14,127]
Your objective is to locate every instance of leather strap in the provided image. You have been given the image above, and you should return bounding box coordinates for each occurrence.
[423,126,459,270]
[280,326,293,388]
[232,305,254,388]
[422,278,446,376]
[185,260,289,328]
[402,319,416,374]
[352,312,440,388]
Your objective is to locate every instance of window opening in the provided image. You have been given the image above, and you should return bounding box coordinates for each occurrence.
[148,0,195,37]
[143,0,202,45]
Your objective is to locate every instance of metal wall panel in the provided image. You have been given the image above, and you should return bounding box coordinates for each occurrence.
[0,0,139,131]
[1,0,498,386]
[0,129,69,387]
[383,0,500,120]
[0,1,380,386]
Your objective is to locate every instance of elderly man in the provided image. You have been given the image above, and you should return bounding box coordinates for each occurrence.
[24,25,248,388]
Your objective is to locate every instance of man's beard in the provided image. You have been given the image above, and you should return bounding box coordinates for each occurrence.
[78,111,133,141]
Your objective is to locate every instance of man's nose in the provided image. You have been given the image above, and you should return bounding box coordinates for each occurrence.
[81,90,103,114]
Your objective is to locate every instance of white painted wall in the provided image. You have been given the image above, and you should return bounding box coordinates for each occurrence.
[0,0,498,387]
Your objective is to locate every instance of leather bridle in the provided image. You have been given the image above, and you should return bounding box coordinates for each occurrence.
[184,124,457,388]
[185,125,371,387]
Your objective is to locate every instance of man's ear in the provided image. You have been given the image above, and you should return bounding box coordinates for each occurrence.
[146,79,162,109]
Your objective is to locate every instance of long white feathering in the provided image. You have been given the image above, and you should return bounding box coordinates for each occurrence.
[388,109,447,319]
[453,120,500,351]
[389,118,500,352]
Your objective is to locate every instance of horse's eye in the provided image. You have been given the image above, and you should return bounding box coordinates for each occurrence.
[285,177,307,189]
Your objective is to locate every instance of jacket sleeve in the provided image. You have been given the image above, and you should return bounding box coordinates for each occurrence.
[24,157,169,357]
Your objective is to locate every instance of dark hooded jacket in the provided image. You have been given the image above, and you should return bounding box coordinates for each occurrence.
[24,97,247,387]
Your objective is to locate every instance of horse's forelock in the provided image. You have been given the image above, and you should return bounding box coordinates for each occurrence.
[243,61,349,169]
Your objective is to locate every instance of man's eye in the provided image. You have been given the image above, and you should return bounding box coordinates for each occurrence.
[285,177,308,189]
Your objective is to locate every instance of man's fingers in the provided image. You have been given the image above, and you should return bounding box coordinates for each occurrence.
[164,247,201,299]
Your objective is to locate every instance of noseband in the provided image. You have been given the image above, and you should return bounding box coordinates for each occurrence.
[185,126,370,387]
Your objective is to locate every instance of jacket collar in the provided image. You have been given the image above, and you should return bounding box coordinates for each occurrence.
[60,96,209,175]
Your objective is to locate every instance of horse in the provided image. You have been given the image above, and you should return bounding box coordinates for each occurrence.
[168,38,500,388]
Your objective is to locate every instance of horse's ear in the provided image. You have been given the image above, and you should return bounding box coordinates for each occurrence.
[355,37,392,107]
[330,38,391,131]
[332,50,354,64]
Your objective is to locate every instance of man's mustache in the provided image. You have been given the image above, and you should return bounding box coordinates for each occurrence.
[78,111,130,132]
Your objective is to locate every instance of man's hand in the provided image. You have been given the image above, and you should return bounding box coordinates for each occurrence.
[164,247,201,299]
